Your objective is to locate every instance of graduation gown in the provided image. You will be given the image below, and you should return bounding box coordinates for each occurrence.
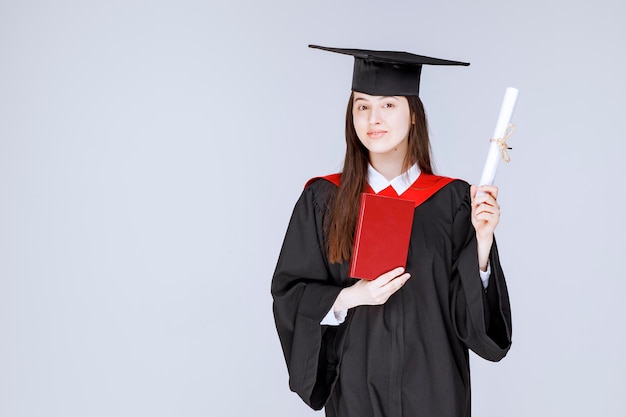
[271,174,512,417]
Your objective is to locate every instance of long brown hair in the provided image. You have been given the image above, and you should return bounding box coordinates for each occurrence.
[326,92,433,264]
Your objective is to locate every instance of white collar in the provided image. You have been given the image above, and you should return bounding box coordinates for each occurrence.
[367,163,421,194]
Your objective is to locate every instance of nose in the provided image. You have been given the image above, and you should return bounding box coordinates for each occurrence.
[368,106,381,125]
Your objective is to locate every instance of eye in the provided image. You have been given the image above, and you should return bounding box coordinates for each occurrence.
[383,102,395,109]
[355,104,368,111]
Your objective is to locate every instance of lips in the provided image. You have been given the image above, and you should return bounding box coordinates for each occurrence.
[367,130,388,139]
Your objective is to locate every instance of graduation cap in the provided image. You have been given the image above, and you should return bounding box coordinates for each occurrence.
[309,44,469,96]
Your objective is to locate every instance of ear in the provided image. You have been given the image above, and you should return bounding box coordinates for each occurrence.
[411,114,416,125]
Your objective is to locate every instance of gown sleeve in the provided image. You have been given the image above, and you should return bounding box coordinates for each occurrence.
[450,187,513,361]
[271,182,345,410]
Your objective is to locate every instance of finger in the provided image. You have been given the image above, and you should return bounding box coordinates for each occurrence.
[374,267,406,285]
[474,208,500,223]
[476,185,498,200]
[474,201,500,214]
[473,194,499,210]
[473,202,499,216]
[475,211,499,222]
[472,196,489,209]
[470,184,477,200]
[475,214,499,226]
[381,272,411,288]
[379,274,411,299]
[478,185,499,200]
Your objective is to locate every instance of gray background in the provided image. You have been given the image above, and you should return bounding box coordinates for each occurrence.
[1,0,625,416]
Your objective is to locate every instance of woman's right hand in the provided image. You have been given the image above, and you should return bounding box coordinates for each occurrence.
[332,267,411,313]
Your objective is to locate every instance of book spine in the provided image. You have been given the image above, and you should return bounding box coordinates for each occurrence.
[349,193,368,278]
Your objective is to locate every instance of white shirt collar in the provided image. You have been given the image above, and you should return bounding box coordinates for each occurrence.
[367,163,421,194]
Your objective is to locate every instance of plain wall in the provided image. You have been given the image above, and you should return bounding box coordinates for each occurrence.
[1,1,624,416]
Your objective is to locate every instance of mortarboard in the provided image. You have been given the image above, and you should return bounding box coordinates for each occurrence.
[309,44,469,96]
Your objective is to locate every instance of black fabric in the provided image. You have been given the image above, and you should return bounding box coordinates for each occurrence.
[271,178,512,417]
[309,45,469,96]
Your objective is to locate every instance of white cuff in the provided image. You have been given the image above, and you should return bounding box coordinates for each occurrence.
[479,261,491,289]
[320,308,347,326]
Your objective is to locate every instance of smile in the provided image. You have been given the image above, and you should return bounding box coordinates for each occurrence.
[367,130,388,138]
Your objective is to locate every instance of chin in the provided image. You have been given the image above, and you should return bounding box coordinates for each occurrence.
[366,144,401,155]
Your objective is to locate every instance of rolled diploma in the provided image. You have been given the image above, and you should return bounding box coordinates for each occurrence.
[478,87,519,187]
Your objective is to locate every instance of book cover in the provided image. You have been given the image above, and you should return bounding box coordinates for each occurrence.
[349,193,415,280]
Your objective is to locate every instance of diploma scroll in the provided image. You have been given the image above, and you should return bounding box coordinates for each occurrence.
[478,87,519,187]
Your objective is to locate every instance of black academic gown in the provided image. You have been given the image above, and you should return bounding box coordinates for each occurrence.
[271,174,512,417]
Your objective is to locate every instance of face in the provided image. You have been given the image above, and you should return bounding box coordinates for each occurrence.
[352,92,412,160]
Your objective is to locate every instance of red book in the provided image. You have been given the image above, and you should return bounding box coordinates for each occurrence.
[349,193,415,280]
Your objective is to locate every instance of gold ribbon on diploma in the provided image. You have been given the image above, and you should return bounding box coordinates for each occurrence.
[489,123,515,163]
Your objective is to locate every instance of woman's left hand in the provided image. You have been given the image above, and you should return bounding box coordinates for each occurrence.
[470,185,500,271]
[470,185,500,240]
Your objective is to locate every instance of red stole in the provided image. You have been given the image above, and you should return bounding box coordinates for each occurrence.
[307,173,455,207]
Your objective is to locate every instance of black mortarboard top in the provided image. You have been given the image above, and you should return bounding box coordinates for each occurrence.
[309,45,469,96]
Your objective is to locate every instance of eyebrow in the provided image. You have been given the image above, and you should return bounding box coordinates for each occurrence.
[353,96,399,102]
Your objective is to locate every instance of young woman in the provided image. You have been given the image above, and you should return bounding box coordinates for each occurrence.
[271,45,512,417]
